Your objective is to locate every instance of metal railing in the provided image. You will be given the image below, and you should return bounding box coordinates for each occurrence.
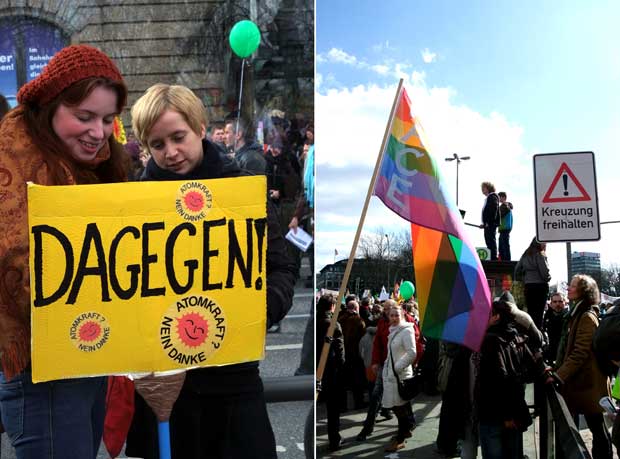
[263,375,314,403]
[263,375,314,459]
[540,383,592,459]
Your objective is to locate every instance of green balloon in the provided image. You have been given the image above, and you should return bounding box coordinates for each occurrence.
[400,281,415,300]
[229,20,261,58]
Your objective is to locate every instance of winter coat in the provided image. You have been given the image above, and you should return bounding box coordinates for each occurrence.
[482,192,500,226]
[382,322,416,408]
[556,301,610,415]
[371,315,390,367]
[358,326,377,369]
[542,308,568,363]
[265,150,301,201]
[515,251,551,284]
[499,201,513,233]
[317,312,345,385]
[338,311,366,359]
[141,138,297,396]
[478,322,531,430]
[235,141,266,175]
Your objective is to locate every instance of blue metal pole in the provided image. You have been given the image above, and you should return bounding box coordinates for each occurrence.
[158,421,171,459]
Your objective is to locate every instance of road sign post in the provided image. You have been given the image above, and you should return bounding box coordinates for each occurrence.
[533,152,600,243]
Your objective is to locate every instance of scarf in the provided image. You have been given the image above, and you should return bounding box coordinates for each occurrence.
[141,139,240,181]
[0,107,112,380]
[303,145,314,208]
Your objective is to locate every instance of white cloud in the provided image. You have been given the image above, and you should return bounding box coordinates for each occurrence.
[393,63,412,81]
[316,73,323,89]
[316,81,541,278]
[370,64,390,75]
[372,40,395,53]
[316,79,620,284]
[318,48,420,85]
[326,48,358,65]
[410,70,426,85]
[422,48,437,63]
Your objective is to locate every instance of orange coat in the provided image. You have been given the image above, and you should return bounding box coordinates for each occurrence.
[0,107,113,379]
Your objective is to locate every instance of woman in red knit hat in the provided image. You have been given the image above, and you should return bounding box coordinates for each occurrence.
[0,44,128,458]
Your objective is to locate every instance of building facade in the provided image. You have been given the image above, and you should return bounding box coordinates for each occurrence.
[0,0,313,128]
[571,251,601,279]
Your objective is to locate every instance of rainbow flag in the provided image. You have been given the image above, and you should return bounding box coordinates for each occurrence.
[373,86,491,351]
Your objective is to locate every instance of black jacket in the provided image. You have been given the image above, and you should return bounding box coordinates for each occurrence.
[478,322,530,430]
[482,192,500,226]
[265,150,301,201]
[140,139,296,394]
[542,308,568,364]
[235,141,266,175]
[317,312,345,385]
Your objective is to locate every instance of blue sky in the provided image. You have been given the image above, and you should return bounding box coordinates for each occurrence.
[315,1,620,285]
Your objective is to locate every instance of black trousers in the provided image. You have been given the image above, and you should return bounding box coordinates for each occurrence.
[583,413,613,459]
[126,389,277,459]
[392,403,414,442]
[612,411,620,457]
[484,225,498,260]
[524,282,549,330]
[323,384,342,448]
[498,231,511,260]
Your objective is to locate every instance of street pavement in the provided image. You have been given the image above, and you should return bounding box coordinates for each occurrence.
[316,385,596,459]
[1,258,314,459]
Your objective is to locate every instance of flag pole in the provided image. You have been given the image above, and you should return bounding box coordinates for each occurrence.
[316,78,404,399]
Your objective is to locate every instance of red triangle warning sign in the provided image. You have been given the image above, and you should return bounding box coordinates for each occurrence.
[542,162,591,203]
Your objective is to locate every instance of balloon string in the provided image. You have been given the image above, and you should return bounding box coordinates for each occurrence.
[234,58,246,148]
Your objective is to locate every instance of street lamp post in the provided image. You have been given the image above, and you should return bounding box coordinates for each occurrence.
[444,153,471,207]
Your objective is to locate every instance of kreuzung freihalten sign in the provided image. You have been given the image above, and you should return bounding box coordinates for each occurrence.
[533,152,599,242]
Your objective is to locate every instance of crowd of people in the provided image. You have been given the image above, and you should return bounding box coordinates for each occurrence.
[317,271,620,458]
[0,44,313,459]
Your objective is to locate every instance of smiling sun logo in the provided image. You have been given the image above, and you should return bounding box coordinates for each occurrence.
[69,312,110,352]
[175,181,212,221]
[176,312,208,348]
[160,295,226,365]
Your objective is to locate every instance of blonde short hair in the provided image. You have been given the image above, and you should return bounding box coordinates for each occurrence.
[131,84,207,148]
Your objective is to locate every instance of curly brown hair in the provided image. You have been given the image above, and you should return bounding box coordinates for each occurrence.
[481,181,496,193]
[571,274,600,305]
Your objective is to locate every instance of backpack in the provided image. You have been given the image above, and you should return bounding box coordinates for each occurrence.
[592,308,620,377]
[499,206,513,232]
[502,333,539,384]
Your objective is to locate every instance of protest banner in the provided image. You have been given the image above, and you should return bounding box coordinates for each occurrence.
[28,176,267,382]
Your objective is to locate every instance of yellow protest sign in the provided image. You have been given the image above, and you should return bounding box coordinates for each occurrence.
[28,176,267,383]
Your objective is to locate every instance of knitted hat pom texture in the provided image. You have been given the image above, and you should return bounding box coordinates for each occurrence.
[17,44,124,106]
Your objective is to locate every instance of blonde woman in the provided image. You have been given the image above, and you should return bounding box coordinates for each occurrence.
[126,83,295,459]
[382,304,417,452]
